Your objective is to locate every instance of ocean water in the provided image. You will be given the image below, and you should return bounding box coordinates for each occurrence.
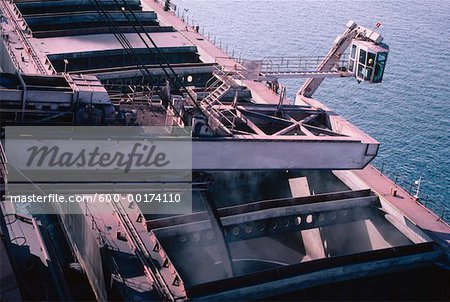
[174,0,450,220]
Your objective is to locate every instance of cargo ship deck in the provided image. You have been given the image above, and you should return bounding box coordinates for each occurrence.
[0,0,448,301]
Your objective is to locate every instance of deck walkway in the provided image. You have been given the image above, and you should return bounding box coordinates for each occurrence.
[354,165,450,246]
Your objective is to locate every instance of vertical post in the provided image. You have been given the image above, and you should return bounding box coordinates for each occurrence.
[202,190,235,278]
[63,59,69,74]
[16,72,27,122]
[0,14,4,38]
[414,176,422,199]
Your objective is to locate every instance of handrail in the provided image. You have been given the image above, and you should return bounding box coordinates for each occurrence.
[203,64,241,97]
[260,54,348,74]
[199,65,245,134]
[0,0,47,74]
[111,199,177,301]
[204,64,231,93]
[2,34,22,72]
[0,142,8,185]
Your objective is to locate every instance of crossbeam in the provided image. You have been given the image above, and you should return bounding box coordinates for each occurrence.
[146,190,373,230]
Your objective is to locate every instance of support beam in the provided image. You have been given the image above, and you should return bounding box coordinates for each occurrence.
[146,190,374,230]
[235,110,266,136]
[201,191,235,277]
[289,177,327,260]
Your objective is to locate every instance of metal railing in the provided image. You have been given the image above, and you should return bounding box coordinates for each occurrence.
[258,54,348,74]
[203,64,237,96]
[0,0,47,74]
[378,160,449,224]
[119,85,155,104]
[0,142,7,186]
[111,199,177,301]
[200,65,244,133]
[1,34,22,72]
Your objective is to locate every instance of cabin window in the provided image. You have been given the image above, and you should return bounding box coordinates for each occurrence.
[359,49,367,64]
[363,67,372,80]
[351,44,357,59]
[373,52,388,83]
[377,52,387,64]
[367,52,376,67]
[349,59,355,72]
[357,64,364,79]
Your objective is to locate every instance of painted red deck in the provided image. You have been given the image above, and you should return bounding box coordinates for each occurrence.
[354,165,450,245]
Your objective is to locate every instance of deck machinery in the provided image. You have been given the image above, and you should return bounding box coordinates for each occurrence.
[0,0,449,301]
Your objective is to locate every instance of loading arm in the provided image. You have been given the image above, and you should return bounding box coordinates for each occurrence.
[298,20,385,98]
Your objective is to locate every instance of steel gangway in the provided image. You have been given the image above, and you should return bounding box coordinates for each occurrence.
[239,54,350,80]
